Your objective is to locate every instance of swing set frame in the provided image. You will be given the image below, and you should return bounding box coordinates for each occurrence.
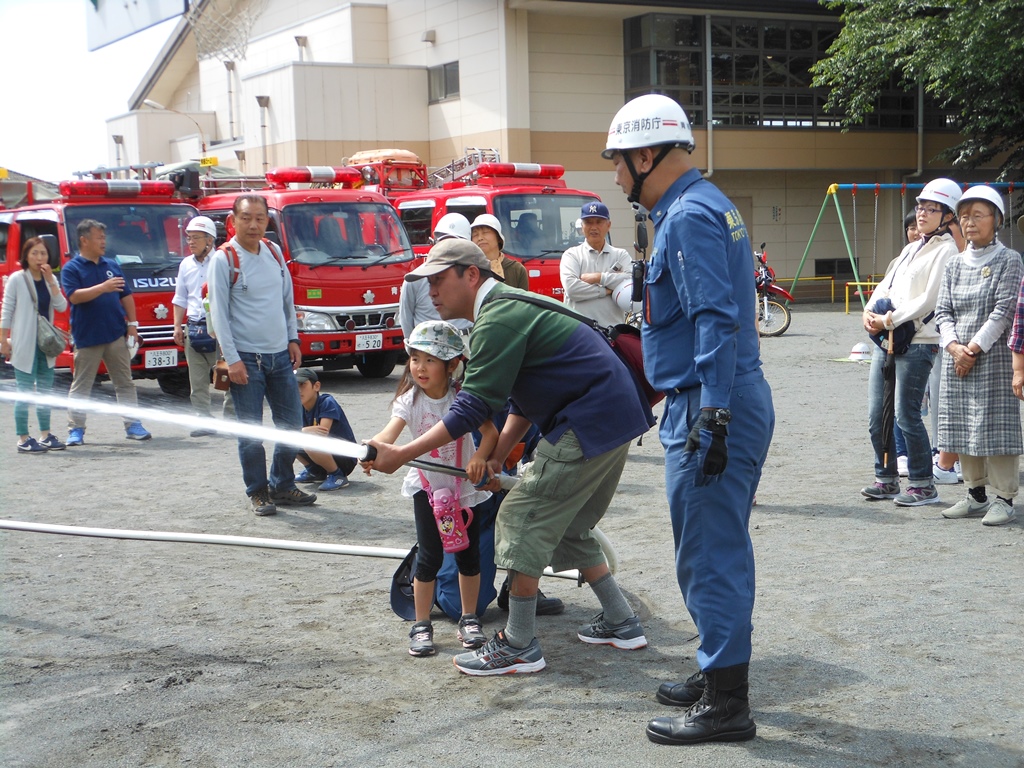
[789,181,1019,310]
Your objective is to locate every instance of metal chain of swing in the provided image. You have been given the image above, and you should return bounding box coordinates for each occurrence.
[872,185,880,279]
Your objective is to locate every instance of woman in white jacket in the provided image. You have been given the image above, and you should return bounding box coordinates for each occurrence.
[0,237,69,452]
[860,179,962,507]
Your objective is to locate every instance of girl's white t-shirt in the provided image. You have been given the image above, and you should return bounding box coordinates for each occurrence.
[392,384,491,507]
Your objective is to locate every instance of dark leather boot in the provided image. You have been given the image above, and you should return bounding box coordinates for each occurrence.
[656,669,705,707]
[646,664,756,745]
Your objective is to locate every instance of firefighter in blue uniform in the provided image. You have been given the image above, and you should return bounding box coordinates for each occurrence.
[603,94,775,745]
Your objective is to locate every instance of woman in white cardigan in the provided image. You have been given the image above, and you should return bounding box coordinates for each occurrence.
[0,237,69,452]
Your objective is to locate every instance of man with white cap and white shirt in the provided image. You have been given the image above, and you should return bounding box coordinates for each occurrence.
[559,202,632,327]
[173,215,223,436]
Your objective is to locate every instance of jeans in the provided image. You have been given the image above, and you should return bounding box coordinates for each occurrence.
[868,343,937,486]
[230,349,302,496]
[14,346,55,435]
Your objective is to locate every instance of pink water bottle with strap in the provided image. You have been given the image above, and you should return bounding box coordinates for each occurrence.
[430,486,474,553]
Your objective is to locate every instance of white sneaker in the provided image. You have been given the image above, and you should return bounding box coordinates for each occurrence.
[982,498,1016,526]
[933,459,961,485]
[897,455,909,477]
[942,495,991,519]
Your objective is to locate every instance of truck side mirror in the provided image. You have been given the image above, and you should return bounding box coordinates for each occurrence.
[39,233,60,269]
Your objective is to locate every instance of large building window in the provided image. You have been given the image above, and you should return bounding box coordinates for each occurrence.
[428,61,460,104]
[624,14,953,130]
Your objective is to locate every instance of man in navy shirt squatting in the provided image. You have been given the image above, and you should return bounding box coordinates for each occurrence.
[603,94,775,745]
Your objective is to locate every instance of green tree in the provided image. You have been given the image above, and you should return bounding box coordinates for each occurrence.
[811,0,1024,179]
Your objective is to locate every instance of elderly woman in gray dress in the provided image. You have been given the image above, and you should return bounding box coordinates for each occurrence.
[934,185,1023,526]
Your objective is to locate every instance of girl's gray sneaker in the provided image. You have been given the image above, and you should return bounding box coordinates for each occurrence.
[409,621,435,657]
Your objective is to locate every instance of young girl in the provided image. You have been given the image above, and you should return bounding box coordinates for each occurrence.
[364,320,498,657]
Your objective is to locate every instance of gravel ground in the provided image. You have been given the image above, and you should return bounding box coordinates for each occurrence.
[1,305,1022,768]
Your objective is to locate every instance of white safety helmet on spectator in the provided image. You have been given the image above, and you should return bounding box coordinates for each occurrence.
[611,281,635,313]
[957,185,1005,224]
[471,214,504,248]
[916,178,962,214]
[602,94,695,158]
[406,320,465,361]
[186,215,217,238]
[433,213,471,242]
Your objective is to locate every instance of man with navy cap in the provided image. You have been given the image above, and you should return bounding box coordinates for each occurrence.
[559,202,632,326]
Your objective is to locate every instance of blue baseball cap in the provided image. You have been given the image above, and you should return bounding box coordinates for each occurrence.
[580,201,610,220]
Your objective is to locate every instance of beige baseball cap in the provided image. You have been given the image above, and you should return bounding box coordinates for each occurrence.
[405,238,492,282]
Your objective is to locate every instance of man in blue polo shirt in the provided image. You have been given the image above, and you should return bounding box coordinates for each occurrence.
[61,219,151,444]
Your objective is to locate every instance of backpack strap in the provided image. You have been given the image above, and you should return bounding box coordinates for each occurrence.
[487,291,603,330]
[218,237,286,286]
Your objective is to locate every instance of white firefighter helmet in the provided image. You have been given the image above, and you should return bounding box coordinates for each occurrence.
[470,213,504,248]
[602,94,695,159]
[611,280,635,313]
[406,320,465,361]
[185,215,217,238]
[433,213,471,241]
[957,185,1005,223]
[916,178,962,213]
[848,342,873,362]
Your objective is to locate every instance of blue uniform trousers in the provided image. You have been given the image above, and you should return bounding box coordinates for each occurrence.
[662,371,774,671]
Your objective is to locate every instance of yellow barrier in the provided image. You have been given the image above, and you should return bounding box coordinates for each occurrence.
[789,275,836,303]
[846,281,880,314]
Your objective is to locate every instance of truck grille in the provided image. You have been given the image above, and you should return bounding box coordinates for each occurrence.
[137,324,177,345]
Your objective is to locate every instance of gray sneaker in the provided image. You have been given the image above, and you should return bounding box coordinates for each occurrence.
[862,481,900,500]
[577,612,648,650]
[409,621,436,657]
[893,485,940,507]
[457,614,486,649]
[453,630,546,676]
[249,488,277,517]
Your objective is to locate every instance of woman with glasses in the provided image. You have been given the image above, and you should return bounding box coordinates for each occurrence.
[936,185,1023,526]
[861,178,963,507]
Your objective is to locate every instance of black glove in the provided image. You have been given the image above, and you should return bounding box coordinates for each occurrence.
[684,410,729,486]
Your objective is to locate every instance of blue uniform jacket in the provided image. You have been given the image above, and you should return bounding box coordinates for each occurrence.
[642,168,762,408]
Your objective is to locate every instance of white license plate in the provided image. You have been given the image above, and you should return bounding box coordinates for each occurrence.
[355,334,383,351]
[144,348,179,369]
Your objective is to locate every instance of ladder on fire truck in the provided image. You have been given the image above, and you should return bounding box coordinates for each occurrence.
[429,148,501,186]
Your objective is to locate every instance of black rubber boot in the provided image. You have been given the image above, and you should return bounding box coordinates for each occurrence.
[656,669,706,707]
[646,664,756,745]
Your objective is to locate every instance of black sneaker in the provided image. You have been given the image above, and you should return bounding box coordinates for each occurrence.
[270,486,317,506]
[249,488,277,516]
[497,578,565,616]
[409,621,436,657]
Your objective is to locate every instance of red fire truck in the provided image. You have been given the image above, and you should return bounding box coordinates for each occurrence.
[347,149,601,300]
[0,177,196,394]
[195,166,413,378]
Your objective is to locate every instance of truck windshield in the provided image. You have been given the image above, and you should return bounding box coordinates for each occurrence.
[493,194,598,260]
[282,202,413,266]
[64,204,196,274]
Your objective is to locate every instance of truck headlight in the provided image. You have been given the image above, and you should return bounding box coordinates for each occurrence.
[296,311,338,332]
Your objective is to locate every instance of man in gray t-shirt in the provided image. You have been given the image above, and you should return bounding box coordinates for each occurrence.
[207,194,316,516]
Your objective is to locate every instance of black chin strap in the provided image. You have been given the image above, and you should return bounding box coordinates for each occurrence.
[622,144,676,205]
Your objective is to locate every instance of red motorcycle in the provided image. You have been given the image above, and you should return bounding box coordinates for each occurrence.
[755,242,794,337]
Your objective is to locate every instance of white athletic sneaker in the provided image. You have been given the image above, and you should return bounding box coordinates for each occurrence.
[981,499,1016,526]
[942,495,991,519]
[933,459,961,485]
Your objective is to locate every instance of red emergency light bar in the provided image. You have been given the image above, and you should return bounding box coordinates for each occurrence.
[266,166,361,188]
[475,163,565,180]
[58,180,176,199]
